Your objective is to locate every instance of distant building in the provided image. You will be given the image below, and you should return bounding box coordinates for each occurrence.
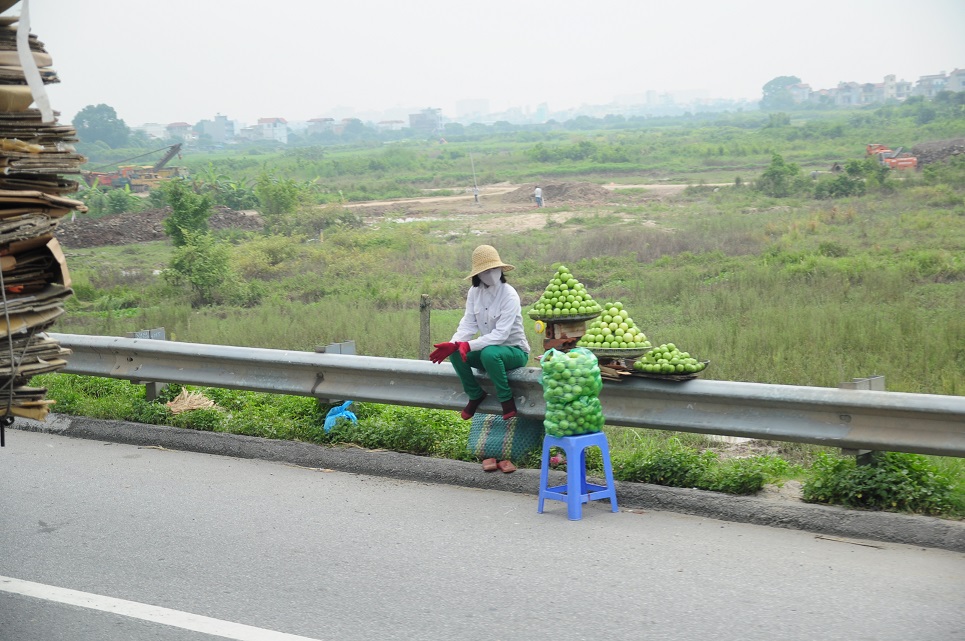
[860,82,879,104]
[334,118,357,135]
[882,74,913,101]
[832,82,862,107]
[134,122,168,140]
[947,69,965,93]
[197,114,234,144]
[810,88,833,105]
[376,120,405,132]
[914,73,947,98]
[408,108,442,134]
[166,122,195,142]
[307,117,335,135]
[788,83,812,104]
[785,72,946,108]
[257,117,288,144]
[236,125,257,141]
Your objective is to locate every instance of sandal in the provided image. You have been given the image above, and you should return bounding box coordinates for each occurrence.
[496,460,516,474]
[482,458,498,472]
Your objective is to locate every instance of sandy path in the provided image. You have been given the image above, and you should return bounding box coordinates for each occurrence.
[345,183,693,209]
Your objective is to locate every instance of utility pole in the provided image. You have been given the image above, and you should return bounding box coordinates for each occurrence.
[470,152,479,204]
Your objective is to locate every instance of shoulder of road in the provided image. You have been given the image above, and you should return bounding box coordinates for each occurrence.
[13,414,965,553]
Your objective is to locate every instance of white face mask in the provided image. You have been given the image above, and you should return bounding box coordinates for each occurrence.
[479,267,502,288]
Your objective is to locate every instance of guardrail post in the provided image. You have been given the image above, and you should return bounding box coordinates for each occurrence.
[313,340,356,406]
[419,294,431,361]
[839,375,885,465]
[125,328,167,402]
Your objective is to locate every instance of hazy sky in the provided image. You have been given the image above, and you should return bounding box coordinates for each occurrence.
[19,0,965,127]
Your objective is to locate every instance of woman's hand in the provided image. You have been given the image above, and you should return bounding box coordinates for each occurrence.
[430,342,457,363]
[429,342,471,363]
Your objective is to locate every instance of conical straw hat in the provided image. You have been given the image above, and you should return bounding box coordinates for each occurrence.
[466,245,515,279]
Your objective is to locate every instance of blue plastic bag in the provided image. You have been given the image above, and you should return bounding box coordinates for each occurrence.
[324,400,357,432]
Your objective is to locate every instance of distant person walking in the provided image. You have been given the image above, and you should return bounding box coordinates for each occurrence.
[534,185,543,208]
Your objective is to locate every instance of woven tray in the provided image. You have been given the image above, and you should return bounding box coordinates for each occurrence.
[583,346,653,359]
[529,312,602,323]
[628,361,710,382]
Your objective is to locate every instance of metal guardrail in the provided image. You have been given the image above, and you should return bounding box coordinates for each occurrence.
[48,333,965,458]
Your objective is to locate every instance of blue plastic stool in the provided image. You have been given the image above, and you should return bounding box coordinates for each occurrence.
[538,432,618,520]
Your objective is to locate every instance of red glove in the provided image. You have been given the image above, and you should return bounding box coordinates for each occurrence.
[430,342,457,363]
[456,341,471,362]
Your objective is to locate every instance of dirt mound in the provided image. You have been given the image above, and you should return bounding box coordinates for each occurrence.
[498,181,611,205]
[55,205,264,249]
[911,138,965,165]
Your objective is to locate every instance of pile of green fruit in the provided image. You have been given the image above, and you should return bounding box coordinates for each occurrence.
[576,301,652,350]
[528,265,603,320]
[540,347,605,437]
[633,343,707,374]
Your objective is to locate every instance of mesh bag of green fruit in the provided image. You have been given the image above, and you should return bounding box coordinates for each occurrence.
[539,347,605,437]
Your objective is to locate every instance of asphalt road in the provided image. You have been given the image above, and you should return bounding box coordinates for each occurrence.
[2,429,964,641]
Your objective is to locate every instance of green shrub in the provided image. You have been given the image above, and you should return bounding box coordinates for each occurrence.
[106,187,146,214]
[612,438,797,496]
[802,451,955,515]
[814,174,866,199]
[91,291,141,311]
[921,154,965,189]
[165,231,233,306]
[707,456,791,495]
[169,408,225,432]
[755,153,808,198]
[326,404,461,456]
[613,438,717,487]
[32,374,143,420]
[78,187,110,217]
[130,399,173,425]
[158,178,212,246]
[920,184,964,208]
[817,241,849,257]
[69,272,99,302]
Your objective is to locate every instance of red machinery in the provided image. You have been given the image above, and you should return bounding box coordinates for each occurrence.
[866,144,918,170]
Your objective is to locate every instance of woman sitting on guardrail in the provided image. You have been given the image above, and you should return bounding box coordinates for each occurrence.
[429,245,530,423]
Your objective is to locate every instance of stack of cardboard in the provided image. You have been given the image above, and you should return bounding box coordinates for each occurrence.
[0,1,82,423]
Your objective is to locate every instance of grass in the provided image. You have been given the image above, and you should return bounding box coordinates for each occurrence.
[58,177,965,393]
[30,374,965,518]
[42,175,965,518]
[45,107,965,517]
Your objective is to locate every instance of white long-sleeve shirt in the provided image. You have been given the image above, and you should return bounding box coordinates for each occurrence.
[451,282,531,353]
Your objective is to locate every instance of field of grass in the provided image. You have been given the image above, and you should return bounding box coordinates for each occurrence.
[44,103,965,516]
[60,170,965,393]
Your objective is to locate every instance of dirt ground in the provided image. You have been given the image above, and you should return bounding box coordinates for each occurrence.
[56,181,687,247]
[55,205,264,249]
[349,181,686,234]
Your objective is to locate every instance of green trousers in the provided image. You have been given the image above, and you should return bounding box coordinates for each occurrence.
[449,344,529,402]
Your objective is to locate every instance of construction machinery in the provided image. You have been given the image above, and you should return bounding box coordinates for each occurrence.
[866,143,918,170]
[82,143,188,192]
